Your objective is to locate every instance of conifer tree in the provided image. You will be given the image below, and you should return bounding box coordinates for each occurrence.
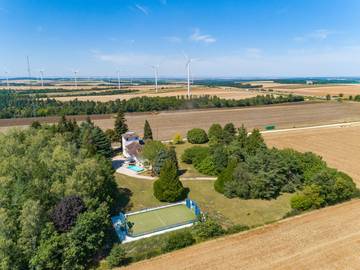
[114,110,128,142]
[143,120,153,140]
[153,160,187,202]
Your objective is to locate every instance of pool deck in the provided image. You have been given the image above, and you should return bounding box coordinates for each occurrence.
[112,156,154,180]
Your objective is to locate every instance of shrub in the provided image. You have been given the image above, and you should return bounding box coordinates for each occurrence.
[187,128,208,144]
[51,195,86,232]
[193,218,224,240]
[107,244,128,268]
[225,224,250,235]
[162,231,195,252]
[208,123,223,142]
[153,160,187,202]
[194,156,218,176]
[141,140,166,165]
[181,146,210,164]
[290,184,325,211]
[172,133,183,144]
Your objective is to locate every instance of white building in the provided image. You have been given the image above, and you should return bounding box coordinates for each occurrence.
[122,132,143,162]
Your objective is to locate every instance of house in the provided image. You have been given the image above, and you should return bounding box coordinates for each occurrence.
[122,131,143,162]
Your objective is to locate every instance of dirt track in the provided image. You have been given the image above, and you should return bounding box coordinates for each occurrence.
[122,199,360,270]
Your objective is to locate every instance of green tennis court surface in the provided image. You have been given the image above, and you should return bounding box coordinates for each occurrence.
[127,204,197,236]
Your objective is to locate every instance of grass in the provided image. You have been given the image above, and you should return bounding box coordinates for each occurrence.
[127,204,197,236]
[116,174,291,228]
[173,142,209,178]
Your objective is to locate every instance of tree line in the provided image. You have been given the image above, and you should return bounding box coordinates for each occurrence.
[181,124,359,211]
[0,92,304,119]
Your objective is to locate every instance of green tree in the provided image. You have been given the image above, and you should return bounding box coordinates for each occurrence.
[208,123,223,144]
[18,200,43,262]
[214,159,237,194]
[141,140,166,166]
[291,184,325,211]
[107,244,128,268]
[153,160,187,202]
[187,128,208,144]
[114,110,128,143]
[143,120,153,140]
[246,129,265,154]
[223,123,236,144]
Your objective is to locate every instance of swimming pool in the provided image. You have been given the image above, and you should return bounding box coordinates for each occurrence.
[127,165,144,173]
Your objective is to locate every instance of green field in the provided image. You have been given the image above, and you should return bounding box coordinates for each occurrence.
[116,174,291,228]
[127,204,197,236]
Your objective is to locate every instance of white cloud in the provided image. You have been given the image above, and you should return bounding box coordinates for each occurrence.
[189,28,216,44]
[164,36,182,43]
[294,29,333,42]
[134,4,149,15]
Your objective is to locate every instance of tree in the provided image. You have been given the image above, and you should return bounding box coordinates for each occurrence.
[214,159,237,194]
[223,123,236,144]
[172,133,183,144]
[18,200,43,261]
[141,140,166,166]
[246,129,265,154]
[291,184,325,211]
[237,124,248,147]
[107,244,128,267]
[208,123,223,144]
[143,120,153,140]
[181,146,210,165]
[153,149,171,176]
[51,195,86,233]
[153,160,187,202]
[31,121,42,129]
[91,127,113,158]
[187,128,208,144]
[114,110,128,143]
[105,129,116,142]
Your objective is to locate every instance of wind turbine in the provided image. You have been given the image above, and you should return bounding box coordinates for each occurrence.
[39,69,44,87]
[150,64,159,93]
[183,53,196,97]
[4,71,9,88]
[117,70,121,90]
[73,70,78,89]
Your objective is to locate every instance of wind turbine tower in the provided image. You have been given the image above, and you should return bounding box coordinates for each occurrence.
[4,71,9,89]
[117,70,121,90]
[151,65,159,93]
[39,70,44,87]
[74,70,78,89]
[185,57,194,97]
[27,56,32,85]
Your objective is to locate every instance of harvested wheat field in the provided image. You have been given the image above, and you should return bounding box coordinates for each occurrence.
[54,86,259,102]
[94,101,360,140]
[271,84,360,97]
[122,199,360,270]
[264,124,360,186]
[3,102,360,139]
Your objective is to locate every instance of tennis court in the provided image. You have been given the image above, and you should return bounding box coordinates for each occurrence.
[127,204,197,237]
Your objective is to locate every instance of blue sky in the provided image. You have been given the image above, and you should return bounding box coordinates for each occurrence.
[1,0,360,77]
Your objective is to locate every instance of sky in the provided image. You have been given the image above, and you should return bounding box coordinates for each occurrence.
[1,0,360,78]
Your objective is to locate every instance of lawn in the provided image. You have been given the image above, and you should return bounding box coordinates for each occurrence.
[116,174,291,228]
[172,142,208,178]
[127,204,197,236]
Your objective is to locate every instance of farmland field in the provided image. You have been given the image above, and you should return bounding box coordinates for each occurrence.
[54,85,260,102]
[264,124,360,186]
[122,199,360,270]
[248,80,360,97]
[2,102,360,140]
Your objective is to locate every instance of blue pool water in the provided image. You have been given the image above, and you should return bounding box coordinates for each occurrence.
[127,165,144,172]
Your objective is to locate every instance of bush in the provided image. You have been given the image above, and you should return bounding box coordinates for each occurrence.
[194,156,218,176]
[172,133,183,144]
[162,231,195,252]
[107,244,128,268]
[290,184,325,211]
[141,140,166,165]
[225,224,250,235]
[193,218,225,240]
[181,146,210,164]
[208,123,223,143]
[187,128,208,144]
